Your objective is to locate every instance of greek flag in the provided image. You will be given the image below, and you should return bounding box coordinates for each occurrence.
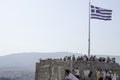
[91,5,112,20]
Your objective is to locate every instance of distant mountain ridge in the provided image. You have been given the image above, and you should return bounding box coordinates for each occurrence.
[0,52,119,71]
[0,52,82,71]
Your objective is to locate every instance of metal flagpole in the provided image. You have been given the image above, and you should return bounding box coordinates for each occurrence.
[88,0,91,59]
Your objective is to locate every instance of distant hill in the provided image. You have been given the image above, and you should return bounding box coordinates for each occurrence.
[0,52,82,71]
[0,52,119,71]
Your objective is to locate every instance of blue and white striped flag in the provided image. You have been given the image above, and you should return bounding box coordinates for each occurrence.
[91,5,112,21]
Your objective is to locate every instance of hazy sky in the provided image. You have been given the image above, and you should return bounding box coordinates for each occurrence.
[0,0,120,56]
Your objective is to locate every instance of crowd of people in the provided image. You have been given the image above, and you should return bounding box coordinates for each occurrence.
[96,69,118,80]
[40,55,116,63]
[64,68,92,80]
[64,69,79,80]
[64,68,118,80]
[63,55,116,63]
[39,55,118,80]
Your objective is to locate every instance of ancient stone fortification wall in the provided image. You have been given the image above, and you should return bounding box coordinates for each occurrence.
[35,60,120,80]
[35,60,70,80]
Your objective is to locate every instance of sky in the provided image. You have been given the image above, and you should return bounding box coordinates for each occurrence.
[0,0,120,56]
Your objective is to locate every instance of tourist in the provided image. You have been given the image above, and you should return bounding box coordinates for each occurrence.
[88,70,92,80]
[112,71,118,80]
[84,69,90,80]
[96,69,100,80]
[99,72,104,80]
[102,70,106,80]
[106,70,111,80]
[72,55,76,61]
[64,69,79,80]
[72,68,80,79]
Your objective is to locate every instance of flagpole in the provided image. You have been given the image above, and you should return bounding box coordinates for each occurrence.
[88,0,91,59]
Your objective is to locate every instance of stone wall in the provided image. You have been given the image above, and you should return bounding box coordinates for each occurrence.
[35,60,120,80]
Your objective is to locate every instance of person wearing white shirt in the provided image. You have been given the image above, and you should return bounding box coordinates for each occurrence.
[102,70,106,80]
[72,68,80,79]
[112,72,117,80]
[64,69,79,80]
[84,69,90,80]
